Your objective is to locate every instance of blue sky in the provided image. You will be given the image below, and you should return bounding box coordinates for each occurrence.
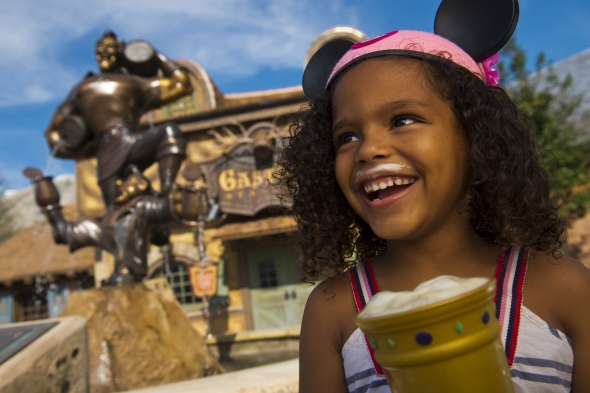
[1,0,590,190]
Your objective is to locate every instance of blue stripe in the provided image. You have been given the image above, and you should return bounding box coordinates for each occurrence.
[346,368,376,385]
[547,323,561,340]
[513,357,573,373]
[504,247,524,359]
[350,378,388,393]
[364,261,378,296]
[511,369,571,388]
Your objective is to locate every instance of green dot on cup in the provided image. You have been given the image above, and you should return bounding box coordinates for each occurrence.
[368,336,378,350]
[387,338,396,350]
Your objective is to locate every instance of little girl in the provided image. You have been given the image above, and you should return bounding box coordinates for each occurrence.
[277,1,590,392]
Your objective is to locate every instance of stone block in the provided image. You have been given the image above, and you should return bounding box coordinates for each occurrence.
[0,316,88,393]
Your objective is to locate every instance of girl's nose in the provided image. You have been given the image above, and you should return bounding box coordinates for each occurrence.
[357,128,392,163]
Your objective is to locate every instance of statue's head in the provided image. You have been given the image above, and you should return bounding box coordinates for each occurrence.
[95,30,123,72]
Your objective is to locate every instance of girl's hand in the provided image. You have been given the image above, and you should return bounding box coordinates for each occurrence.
[383,368,397,392]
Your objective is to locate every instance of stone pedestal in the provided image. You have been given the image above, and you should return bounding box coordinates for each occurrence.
[0,317,88,393]
[60,283,223,393]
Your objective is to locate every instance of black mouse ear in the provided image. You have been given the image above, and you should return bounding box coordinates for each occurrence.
[302,39,354,100]
[434,0,519,62]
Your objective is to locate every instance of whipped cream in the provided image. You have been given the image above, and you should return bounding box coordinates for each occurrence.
[358,276,489,319]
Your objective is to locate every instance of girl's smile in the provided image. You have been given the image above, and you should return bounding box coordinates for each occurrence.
[353,164,418,206]
[331,57,470,241]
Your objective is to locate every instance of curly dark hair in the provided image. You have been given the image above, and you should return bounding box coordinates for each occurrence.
[276,54,567,282]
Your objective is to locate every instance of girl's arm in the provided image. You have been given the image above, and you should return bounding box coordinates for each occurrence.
[529,252,590,391]
[299,277,352,393]
[558,257,590,391]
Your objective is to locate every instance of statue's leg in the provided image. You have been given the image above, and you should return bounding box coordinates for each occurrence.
[128,123,186,196]
[155,123,186,196]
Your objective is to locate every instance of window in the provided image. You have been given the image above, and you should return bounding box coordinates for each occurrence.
[15,293,48,322]
[152,261,201,305]
[258,259,278,288]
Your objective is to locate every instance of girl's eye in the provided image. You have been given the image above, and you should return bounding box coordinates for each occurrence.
[341,134,359,145]
[393,116,418,127]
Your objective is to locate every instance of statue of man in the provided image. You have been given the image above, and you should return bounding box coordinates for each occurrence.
[45,30,193,209]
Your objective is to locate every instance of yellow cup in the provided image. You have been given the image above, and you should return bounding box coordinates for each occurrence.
[354,278,514,393]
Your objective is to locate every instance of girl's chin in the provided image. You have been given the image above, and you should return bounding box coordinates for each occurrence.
[366,221,416,242]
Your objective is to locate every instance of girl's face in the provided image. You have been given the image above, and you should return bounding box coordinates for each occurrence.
[332,58,470,242]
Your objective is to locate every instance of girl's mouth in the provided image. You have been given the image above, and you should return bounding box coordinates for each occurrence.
[361,176,416,203]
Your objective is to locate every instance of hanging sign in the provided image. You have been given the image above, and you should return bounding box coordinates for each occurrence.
[200,142,282,216]
[189,262,218,297]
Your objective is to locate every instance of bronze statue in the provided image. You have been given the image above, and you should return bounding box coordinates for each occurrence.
[45,30,192,208]
[26,31,203,285]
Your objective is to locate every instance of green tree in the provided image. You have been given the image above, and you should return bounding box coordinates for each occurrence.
[0,179,14,244]
[499,39,590,220]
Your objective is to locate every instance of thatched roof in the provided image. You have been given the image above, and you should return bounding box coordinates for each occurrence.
[0,204,94,285]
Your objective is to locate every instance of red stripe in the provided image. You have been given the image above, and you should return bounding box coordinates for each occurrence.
[348,267,363,312]
[349,263,383,376]
[363,335,384,376]
[507,249,528,366]
[365,260,381,293]
[493,248,505,303]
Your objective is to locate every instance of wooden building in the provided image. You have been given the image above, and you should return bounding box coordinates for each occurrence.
[0,203,95,323]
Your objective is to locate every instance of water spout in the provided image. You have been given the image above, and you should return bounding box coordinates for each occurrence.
[44,141,62,175]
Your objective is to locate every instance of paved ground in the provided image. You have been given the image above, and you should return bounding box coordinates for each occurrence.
[124,358,298,393]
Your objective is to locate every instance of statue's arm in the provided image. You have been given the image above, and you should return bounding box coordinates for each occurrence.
[44,84,96,159]
[142,52,193,109]
[45,100,75,157]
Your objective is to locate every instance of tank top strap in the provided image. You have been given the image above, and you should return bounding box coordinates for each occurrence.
[348,260,384,376]
[494,246,530,366]
[349,260,381,311]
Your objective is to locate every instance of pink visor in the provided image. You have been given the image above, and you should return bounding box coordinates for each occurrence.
[326,30,492,88]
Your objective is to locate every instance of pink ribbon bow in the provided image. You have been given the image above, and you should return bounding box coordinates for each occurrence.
[481,52,501,86]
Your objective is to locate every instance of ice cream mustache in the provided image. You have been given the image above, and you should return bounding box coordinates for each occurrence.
[358,276,489,319]
[353,163,412,182]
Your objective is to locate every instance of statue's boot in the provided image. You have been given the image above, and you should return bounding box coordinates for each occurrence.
[155,124,186,196]
[158,154,184,196]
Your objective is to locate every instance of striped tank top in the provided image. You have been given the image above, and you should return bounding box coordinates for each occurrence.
[343,247,574,393]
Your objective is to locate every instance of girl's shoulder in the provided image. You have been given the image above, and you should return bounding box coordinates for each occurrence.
[303,271,359,349]
[525,251,590,390]
[525,251,590,338]
[299,271,362,392]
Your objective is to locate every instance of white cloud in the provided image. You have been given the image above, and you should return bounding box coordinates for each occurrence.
[0,0,358,107]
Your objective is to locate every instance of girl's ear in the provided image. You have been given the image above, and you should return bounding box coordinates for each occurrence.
[434,0,519,61]
[303,39,354,100]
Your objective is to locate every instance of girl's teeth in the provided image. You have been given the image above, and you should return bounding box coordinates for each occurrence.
[363,177,416,194]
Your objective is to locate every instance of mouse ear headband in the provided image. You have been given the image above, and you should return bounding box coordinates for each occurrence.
[302,0,519,99]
